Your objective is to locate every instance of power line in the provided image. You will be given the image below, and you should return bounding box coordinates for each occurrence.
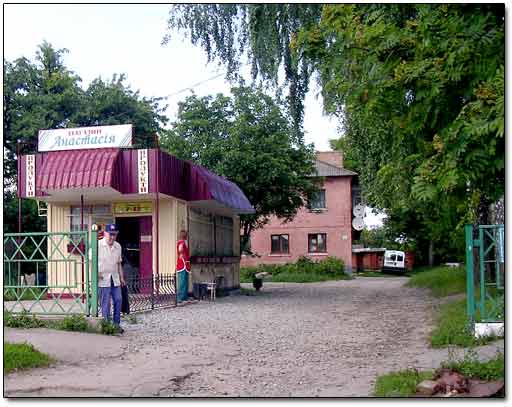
[163,71,226,99]
[162,61,251,99]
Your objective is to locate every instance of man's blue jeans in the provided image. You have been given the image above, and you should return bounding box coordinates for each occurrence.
[99,280,122,325]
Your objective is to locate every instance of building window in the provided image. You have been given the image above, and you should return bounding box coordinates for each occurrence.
[189,208,215,256]
[215,215,234,256]
[69,205,113,244]
[308,233,327,253]
[271,234,289,254]
[309,189,326,210]
[189,209,234,256]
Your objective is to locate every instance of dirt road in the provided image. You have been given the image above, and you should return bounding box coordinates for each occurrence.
[4,277,504,397]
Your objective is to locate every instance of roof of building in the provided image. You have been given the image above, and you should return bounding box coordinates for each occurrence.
[18,148,254,214]
[314,159,357,177]
[352,247,387,253]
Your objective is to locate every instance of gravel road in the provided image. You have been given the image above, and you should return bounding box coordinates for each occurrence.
[4,277,504,397]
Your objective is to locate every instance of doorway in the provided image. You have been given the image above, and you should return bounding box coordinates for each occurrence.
[116,216,153,287]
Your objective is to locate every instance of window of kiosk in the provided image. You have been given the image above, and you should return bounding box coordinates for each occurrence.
[91,205,113,235]
[215,215,234,256]
[69,206,90,248]
[69,205,113,251]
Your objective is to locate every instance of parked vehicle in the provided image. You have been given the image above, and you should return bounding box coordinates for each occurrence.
[382,250,406,274]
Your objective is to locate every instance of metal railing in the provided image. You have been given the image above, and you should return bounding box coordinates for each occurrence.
[124,274,176,313]
[4,230,98,316]
[465,224,504,324]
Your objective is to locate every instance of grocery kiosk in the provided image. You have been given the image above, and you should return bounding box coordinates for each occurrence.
[17,124,254,297]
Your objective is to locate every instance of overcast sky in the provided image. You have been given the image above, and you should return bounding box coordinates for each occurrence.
[4,3,385,227]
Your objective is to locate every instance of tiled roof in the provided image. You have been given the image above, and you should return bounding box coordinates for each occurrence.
[313,159,357,177]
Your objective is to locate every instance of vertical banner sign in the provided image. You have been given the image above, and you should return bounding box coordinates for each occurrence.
[138,149,149,194]
[26,155,36,197]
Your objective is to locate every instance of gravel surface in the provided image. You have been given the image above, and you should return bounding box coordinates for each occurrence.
[4,277,504,397]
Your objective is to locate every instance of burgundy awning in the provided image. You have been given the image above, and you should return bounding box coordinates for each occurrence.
[18,148,122,199]
[39,148,121,191]
[188,164,254,214]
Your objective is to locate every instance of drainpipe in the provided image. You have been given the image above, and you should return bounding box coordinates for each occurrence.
[81,194,85,303]
[17,140,22,283]
[154,134,160,297]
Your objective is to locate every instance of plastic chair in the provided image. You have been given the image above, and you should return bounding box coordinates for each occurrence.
[205,281,216,302]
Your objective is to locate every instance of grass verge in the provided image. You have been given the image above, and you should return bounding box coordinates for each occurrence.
[406,266,466,297]
[442,351,504,381]
[431,298,503,348]
[374,352,504,397]
[4,341,54,374]
[374,369,433,397]
[5,311,100,334]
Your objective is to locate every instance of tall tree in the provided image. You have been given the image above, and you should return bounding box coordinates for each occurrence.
[160,86,319,249]
[164,4,323,139]
[3,42,168,233]
[298,4,504,261]
[165,4,505,262]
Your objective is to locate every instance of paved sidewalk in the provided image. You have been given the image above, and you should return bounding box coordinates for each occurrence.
[5,328,125,365]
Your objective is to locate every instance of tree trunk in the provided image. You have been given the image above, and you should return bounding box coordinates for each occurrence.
[240,222,253,254]
[428,241,434,266]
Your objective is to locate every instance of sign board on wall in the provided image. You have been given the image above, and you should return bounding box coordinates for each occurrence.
[137,149,149,194]
[38,124,133,152]
[26,155,36,197]
[113,202,153,215]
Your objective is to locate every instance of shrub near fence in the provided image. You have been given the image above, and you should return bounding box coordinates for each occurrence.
[241,256,350,283]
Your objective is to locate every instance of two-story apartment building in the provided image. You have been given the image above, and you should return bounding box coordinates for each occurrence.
[241,151,357,272]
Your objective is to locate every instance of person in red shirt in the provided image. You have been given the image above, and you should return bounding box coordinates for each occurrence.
[176,229,191,302]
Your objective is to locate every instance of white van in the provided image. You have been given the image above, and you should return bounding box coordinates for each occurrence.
[382,250,406,274]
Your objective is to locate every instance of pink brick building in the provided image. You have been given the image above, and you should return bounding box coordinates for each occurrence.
[241,152,357,272]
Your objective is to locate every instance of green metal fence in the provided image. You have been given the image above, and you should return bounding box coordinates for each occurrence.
[4,230,98,316]
[465,224,504,324]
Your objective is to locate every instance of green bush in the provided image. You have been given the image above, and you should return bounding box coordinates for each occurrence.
[4,311,45,329]
[4,341,53,374]
[59,315,89,332]
[99,319,120,335]
[240,256,349,283]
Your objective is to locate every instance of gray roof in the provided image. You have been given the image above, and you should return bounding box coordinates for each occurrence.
[313,159,357,177]
[352,247,387,253]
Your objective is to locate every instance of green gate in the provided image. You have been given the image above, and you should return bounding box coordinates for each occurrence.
[465,224,504,324]
[3,229,98,316]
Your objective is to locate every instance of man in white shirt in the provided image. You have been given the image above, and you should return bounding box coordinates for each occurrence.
[98,224,125,332]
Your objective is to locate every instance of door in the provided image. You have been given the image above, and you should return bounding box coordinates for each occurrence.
[116,217,140,285]
[139,216,153,283]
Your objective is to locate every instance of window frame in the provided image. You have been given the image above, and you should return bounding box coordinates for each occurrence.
[270,234,290,255]
[308,233,327,254]
[308,189,326,210]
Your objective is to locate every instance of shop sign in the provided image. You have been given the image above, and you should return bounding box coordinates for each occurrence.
[38,124,133,152]
[113,202,153,215]
[138,149,149,194]
[26,155,36,197]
